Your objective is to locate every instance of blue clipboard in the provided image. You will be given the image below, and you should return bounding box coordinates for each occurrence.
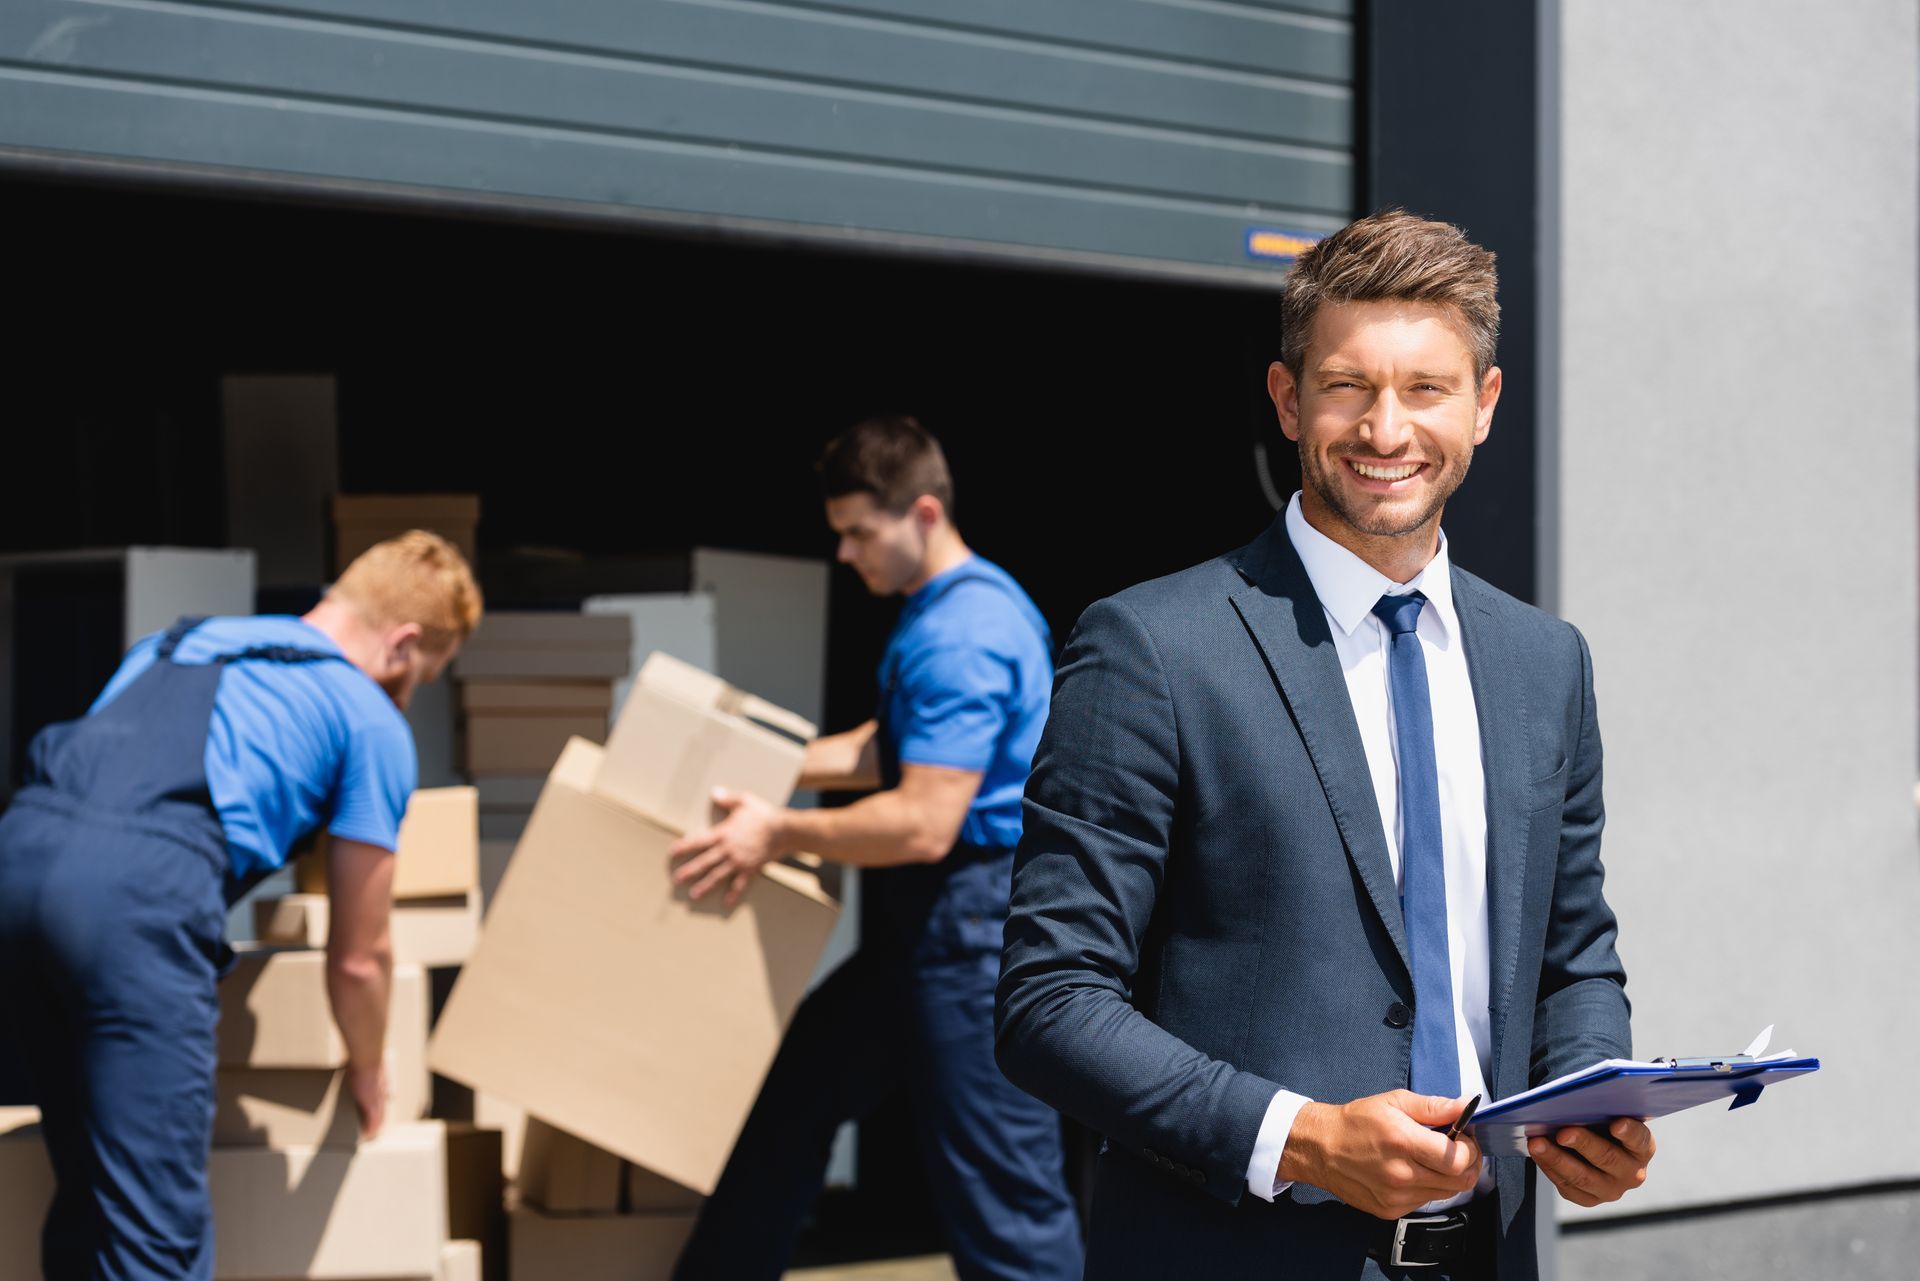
[1469,1055,1821,1158]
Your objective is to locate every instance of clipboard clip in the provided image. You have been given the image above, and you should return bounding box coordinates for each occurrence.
[1655,1055,1755,1072]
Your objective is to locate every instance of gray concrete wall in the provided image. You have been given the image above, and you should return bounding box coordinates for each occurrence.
[1550,0,1919,1225]
[1559,1184,1920,1281]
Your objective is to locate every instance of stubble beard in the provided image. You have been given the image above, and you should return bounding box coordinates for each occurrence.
[1300,444,1474,540]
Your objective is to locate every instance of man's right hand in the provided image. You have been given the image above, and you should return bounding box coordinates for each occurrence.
[347,1060,390,1139]
[1281,1091,1481,1220]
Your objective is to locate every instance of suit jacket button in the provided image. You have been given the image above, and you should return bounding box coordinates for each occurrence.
[1386,1002,1412,1029]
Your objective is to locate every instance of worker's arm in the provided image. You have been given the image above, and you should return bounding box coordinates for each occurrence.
[797,720,883,793]
[325,837,396,1138]
[670,762,983,906]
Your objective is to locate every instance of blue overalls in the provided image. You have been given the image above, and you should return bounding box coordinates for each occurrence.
[0,618,342,1280]
[676,568,1084,1281]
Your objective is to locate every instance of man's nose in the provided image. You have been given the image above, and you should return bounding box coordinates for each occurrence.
[1362,391,1417,453]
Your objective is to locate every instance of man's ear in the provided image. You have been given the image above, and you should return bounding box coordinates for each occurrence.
[1268,361,1303,442]
[913,493,946,533]
[386,622,426,673]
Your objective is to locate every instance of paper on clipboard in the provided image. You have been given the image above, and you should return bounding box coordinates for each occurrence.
[1469,1026,1819,1158]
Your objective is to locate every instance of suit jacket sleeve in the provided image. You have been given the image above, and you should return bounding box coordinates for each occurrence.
[1531,624,1633,1084]
[995,596,1279,1206]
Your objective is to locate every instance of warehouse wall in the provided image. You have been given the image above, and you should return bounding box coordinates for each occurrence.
[1550,0,1920,1273]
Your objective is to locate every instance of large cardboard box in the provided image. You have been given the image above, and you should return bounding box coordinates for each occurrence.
[463,711,607,776]
[211,1122,445,1279]
[594,653,815,835]
[298,787,480,900]
[256,892,481,969]
[218,951,429,1074]
[332,494,480,571]
[508,1207,696,1281]
[0,1109,51,1281]
[429,739,837,1195]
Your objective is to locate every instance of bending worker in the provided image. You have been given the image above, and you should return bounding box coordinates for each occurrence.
[0,531,482,1280]
[669,415,1084,1281]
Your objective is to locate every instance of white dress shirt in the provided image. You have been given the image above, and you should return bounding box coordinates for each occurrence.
[1244,492,1493,1208]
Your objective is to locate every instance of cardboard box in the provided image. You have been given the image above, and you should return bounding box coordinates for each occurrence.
[297,787,480,900]
[213,1052,431,1149]
[210,1122,447,1280]
[472,1089,689,1215]
[473,1093,528,1180]
[463,711,608,776]
[516,1116,623,1213]
[460,681,614,714]
[508,1207,696,1281]
[451,648,631,681]
[439,1240,482,1281]
[218,950,429,1073]
[0,1110,51,1281]
[332,494,480,571]
[429,740,838,1195]
[625,1162,705,1214]
[460,613,632,651]
[594,653,815,835]
[255,892,481,969]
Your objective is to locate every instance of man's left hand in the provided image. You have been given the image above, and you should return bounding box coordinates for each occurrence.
[1530,1118,1654,1208]
[670,787,785,908]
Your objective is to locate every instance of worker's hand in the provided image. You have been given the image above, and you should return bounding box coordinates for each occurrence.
[347,1060,390,1140]
[669,788,785,908]
[1530,1118,1654,1207]
[1281,1092,1482,1220]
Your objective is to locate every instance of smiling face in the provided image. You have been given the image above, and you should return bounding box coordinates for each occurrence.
[1269,298,1501,575]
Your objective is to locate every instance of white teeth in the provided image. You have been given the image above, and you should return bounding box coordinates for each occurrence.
[1352,462,1418,480]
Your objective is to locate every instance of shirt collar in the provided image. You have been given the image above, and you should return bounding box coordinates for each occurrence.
[1282,491,1459,641]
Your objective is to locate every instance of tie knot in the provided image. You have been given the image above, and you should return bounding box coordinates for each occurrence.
[1371,591,1426,636]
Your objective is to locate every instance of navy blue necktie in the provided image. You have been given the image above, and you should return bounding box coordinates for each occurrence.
[1371,591,1460,1098]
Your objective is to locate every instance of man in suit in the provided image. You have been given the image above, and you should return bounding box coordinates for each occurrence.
[995,210,1655,1279]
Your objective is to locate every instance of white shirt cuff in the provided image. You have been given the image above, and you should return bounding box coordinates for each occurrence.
[1245,1089,1313,1202]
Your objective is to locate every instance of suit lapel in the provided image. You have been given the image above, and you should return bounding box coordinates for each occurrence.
[1453,568,1530,1070]
[1229,523,1410,978]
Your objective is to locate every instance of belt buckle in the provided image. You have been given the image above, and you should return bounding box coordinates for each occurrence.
[1389,1212,1453,1269]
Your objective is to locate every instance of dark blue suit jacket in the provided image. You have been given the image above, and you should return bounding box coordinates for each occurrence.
[996,517,1630,1279]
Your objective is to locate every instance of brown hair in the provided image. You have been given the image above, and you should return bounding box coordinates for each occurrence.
[329,530,483,651]
[1280,209,1500,383]
[816,415,956,518]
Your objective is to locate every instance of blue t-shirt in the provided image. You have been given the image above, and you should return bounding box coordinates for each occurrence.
[91,616,417,880]
[879,557,1053,851]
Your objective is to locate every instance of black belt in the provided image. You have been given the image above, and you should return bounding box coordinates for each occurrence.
[1363,1200,1486,1271]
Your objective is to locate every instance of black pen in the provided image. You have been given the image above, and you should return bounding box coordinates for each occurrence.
[1445,1094,1482,1142]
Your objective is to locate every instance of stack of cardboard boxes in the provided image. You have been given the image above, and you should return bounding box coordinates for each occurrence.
[0,789,498,1281]
[431,654,840,1279]
[208,782,497,1281]
[451,612,633,912]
